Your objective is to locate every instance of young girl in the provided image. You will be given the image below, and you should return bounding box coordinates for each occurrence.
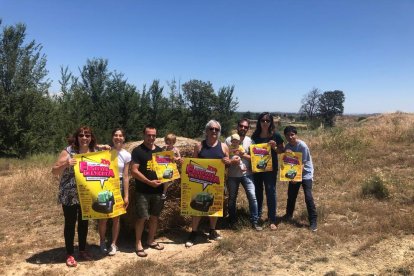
[98,128,131,255]
[161,133,181,200]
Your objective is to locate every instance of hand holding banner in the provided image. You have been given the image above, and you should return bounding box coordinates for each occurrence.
[152,151,180,183]
[180,158,225,217]
[74,150,126,219]
[250,143,273,172]
[279,151,303,182]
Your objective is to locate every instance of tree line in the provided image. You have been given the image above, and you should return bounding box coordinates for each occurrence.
[0,22,239,157]
[0,21,345,158]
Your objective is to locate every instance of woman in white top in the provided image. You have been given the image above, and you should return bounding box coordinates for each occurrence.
[98,128,131,256]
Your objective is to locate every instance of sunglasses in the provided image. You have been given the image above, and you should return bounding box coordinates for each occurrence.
[238,125,249,129]
[260,119,271,123]
[209,127,220,132]
[78,133,91,138]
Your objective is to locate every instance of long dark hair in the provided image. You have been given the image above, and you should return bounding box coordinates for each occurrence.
[252,112,275,141]
[111,127,126,146]
[67,126,97,151]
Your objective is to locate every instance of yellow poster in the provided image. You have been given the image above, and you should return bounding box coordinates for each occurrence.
[279,152,303,182]
[73,150,126,219]
[152,151,180,183]
[250,143,273,172]
[180,158,225,217]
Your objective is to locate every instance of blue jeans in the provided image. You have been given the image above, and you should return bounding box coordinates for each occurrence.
[286,179,317,224]
[253,171,277,223]
[227,175,259,224]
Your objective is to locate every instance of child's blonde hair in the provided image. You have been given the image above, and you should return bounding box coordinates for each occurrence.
[164,133,177,144]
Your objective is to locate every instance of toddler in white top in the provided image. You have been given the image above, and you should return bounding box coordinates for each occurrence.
[162,133,181,200]
[229,133,247,172]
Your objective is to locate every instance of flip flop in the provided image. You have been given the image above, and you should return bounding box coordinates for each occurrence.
[135,249,148,257]
[148,242,164,250]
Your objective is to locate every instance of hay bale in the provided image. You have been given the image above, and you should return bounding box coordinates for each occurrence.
[125,137,199,155]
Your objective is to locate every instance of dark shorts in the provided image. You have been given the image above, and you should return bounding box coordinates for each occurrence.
[135,192,164,219]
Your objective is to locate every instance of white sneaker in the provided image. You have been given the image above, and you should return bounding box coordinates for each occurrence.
[185,241,194,248]
[100,240,107,254]
[108,244,118,256]
[185,231,197,248]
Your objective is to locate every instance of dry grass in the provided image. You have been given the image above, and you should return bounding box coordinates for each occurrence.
[0,155,66,274]
[1,113,414,275]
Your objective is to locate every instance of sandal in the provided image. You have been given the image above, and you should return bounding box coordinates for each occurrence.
[66,255,77,267]
[270,223,278,230]
[135,249,148,257]
[79,251,93,261]
[148,242,164,250]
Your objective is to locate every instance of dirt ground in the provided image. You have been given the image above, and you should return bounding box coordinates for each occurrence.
[1,171,413,276]
[1,217,414,276]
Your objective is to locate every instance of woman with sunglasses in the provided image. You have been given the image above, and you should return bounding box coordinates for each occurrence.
[52,126,109,267]
[185,120,230,248]
[251,112,284,230]
[98,128,131,256]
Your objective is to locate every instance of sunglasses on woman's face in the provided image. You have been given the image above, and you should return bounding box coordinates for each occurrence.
[209,127,220,132]
[260,119,271,123]
[78,133,91,138]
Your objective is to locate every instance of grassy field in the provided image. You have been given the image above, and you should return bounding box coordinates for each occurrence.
[0,112,413,275]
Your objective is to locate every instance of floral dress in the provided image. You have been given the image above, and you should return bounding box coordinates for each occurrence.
[58,146,79,206]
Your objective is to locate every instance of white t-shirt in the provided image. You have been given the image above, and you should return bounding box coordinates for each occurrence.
[117,149,131,178]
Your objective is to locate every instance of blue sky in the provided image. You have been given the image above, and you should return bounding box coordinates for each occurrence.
[1,0,413,114]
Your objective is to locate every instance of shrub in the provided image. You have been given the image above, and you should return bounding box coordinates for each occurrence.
[362,174,389,199]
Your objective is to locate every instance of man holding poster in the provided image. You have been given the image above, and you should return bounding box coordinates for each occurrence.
[131,125,165,257]
[225,118,262,231]
[184,120,230,248]
[282,125,317,232]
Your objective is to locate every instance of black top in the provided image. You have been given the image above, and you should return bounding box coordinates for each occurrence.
[198,140,225,159]
[131,143,163,194]
[251,132,284,170]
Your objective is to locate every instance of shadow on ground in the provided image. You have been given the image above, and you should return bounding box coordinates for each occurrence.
[25,245,111,265]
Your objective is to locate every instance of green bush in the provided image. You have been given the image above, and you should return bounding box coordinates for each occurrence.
[362,174,389,199]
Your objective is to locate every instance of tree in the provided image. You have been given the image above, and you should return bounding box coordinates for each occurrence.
[241,111,253,120]
[0,21,52,157]
[57,61,145,143]
[318,90,345,127]
[165,78,189,136]
[212,85,238,136]
[299,88,321,119]
[182,79,217,137]
[103,71,140,140]
[147,79,170,132]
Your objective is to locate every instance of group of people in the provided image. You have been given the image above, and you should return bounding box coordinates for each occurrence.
[52,112,317,267]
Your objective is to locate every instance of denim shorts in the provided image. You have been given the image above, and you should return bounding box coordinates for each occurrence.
[135,192,164,219]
